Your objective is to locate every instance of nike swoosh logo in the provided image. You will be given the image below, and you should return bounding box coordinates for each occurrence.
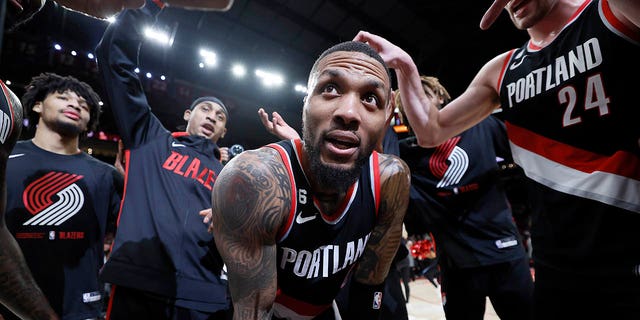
[295,211,317,224]
[171,142,186,148]
[9,153,25,159]
[509,54,527,70]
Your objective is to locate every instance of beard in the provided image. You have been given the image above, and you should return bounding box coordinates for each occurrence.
[53,119,85,137]
[302,125,370,193]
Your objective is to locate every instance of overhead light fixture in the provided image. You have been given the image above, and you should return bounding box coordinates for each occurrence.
[53,43,62,51]
[199,48,217,68]
[255,69,284,87]
[294,84,307,94]
[144,26,172,46]
[231,64,246,78]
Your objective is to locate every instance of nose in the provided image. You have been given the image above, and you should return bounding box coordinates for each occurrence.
[333,93,361,128]
[68,98,82,111]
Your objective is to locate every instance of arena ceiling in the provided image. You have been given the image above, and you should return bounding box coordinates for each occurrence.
[1,0,527,153]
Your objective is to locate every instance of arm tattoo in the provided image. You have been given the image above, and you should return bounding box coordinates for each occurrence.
[211,148,291,318]
[353,154,411,284]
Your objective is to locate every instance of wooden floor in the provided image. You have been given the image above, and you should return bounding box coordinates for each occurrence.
[406,278,499,320]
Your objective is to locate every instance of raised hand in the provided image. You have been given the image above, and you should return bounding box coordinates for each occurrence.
[258,108,300,140]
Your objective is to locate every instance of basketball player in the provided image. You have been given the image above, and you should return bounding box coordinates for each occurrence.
[2,73,122,320]
[207,41,411,319]
[354,0,640,318]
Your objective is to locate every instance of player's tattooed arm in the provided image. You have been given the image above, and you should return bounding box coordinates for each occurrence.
[352,153,410,285]
[210,148,291,319]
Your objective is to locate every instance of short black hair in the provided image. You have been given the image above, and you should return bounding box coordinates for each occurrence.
[21,73,102,132]
[310,41,391,81]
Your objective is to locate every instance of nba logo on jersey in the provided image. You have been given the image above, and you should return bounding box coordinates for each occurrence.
[372,291,383,310]
[49,231,55,240]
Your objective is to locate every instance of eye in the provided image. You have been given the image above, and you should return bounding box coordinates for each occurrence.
[363,94,379,105]
[322,84,338,95]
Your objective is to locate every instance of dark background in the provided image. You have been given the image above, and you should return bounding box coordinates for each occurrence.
[1,0,528,159]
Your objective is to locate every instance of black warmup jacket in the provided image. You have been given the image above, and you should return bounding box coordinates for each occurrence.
[95,4,230,312]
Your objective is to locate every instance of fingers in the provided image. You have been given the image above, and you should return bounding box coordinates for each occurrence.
[258,108,274,131]
[199,208,212,224]
[480,0,510,30]
[219,147,229,164]
[272,112,284,125]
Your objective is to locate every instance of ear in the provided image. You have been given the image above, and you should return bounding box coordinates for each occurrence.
[33,101,43,114]
[385,91,395,122]
[183,109,192,122]
[221,127,227,139]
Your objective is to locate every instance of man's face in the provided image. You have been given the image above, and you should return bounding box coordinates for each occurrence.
[184,101,228,143]
[302,50,391,191]
[33,90,91,137]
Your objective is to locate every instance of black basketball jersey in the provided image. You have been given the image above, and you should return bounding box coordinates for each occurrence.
[266,139,380,319]
[498,0,640,276]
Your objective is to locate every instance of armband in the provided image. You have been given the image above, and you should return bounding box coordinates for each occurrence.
[346,280,384,320]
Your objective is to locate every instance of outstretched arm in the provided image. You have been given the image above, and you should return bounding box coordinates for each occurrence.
[257,108,300,141]
[353,31,504,147]
[210,148,291,319]
[54,0,233,19]
[347,153,410,318]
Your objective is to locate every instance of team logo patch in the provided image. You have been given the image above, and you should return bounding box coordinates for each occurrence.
[22,172,85,226]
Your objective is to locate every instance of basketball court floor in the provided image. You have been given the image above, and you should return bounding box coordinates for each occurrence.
[406,278,499,320]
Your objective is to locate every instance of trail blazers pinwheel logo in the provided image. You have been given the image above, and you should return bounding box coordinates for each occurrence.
[429,137,469,188]
[22,172,85,226]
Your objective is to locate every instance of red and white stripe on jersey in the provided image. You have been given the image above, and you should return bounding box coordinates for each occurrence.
[507,121,640,213]
[369,151,381,214]
[266,142,298,241]
[599,0,640,44]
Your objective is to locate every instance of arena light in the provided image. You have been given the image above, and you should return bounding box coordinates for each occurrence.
[199,48,217,68]
[71,50,77,56]
[294,84,307,94]
[5,80,11,85]
[146,72,152,79]
[134,68,140,73]
[160,75,166,81]
[144,26,172,46]
[255,69,284,87]
[53,43,62,51]
[98,101,104,106]
[231,64,246,78]
[87,53,95,59]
